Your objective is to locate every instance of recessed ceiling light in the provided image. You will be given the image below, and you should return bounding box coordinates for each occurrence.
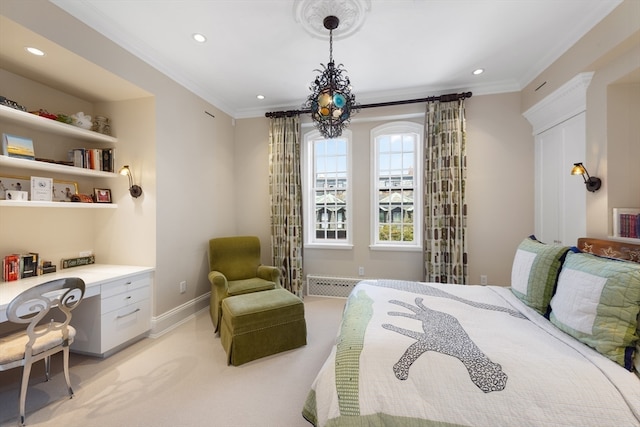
[472,68,484,75]
[257,95,265,100]
[25,47,45,56]
[192,33,207,43]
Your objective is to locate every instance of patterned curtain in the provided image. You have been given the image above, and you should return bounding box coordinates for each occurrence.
[269,116,304,296]
[423,100,468,284]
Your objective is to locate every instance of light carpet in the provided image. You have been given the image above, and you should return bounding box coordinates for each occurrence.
[0,296,346,427]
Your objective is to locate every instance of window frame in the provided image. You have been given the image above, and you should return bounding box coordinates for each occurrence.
[370,122,423,251]
[302,129,353,249]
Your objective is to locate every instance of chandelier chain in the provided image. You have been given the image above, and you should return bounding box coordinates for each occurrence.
[329,28,333,64]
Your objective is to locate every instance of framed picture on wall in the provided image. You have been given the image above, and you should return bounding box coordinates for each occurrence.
[93,188,112,203]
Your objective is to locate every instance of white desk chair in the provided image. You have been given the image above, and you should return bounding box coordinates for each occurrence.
[0,277,85,426]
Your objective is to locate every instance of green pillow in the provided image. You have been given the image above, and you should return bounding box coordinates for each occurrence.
[510,236,570,315]
[550,251,640,369]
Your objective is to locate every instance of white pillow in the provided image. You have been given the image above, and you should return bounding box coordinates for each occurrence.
[510,236,569,315]
[550,251,640,369]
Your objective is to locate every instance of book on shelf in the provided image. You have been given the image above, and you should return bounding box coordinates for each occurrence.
[70,148,85,168]
[88,149,98,170]
[68,148,115,172]
[102,148,114,172]
[2,252,40,281]
[3,254,20,281]
[20,252,38,278]
[613,208,640,239]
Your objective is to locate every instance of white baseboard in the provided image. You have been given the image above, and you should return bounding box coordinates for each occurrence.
[150,292,211,338]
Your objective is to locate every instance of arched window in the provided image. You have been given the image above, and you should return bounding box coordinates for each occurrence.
[371,122,422,249]
[302,129,352,247]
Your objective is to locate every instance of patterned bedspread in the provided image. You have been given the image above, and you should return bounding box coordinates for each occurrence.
[302,280,640,427]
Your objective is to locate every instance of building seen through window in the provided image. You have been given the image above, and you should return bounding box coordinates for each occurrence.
[377,172,414,241]
[304,123,421,249]
[309,136,350,243]
[372,122,422,247]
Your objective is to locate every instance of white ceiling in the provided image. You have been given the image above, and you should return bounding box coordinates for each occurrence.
[33,1,625,118]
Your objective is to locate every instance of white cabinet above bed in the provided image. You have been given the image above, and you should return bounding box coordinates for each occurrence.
[524,73,592,245]
[533,112,586,245]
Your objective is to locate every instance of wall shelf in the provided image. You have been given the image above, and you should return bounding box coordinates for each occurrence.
[0,104,117,144]
[0,155,118,178]
[0,200,117,208]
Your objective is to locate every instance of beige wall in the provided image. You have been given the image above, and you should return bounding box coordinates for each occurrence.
[302,106,426,283]
[234,117,272,264]
[234,94,534,286]
[521,0,639,112]
[520,0,640,239]
[586,46,640,238]
[607,81,640,215]
[2,0,236,319]
[466,93,535,284]
[232,1,640,288]
[92,97,156,268]
[2,0,637,324]
[0,70,156,267]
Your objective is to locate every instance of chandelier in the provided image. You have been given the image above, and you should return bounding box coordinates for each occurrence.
[305,15,358,139]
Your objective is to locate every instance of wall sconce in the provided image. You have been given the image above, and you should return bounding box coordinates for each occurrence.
[119,165,143,198]
[571,162,601,192]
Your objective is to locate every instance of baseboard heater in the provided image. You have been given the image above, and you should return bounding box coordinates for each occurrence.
[306,275,365,298]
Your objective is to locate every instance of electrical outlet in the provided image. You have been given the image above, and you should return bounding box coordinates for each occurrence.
[79,250,93,257]
[480,275,488,285]
[179,281,187,294]
[358,266,365,276]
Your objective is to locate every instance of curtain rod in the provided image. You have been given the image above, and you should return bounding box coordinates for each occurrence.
[264,91,472,118]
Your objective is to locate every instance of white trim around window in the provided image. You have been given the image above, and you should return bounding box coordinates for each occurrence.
[370,121,423,250]
[302,129,353,249]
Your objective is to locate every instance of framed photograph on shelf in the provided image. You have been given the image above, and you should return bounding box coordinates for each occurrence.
[2,133,35,160]
[0,175,30,200]
[30,176,53,201]
[93,188,112,203]
[53,179,79,202]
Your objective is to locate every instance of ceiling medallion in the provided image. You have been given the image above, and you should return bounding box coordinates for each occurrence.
[293,0,371,40]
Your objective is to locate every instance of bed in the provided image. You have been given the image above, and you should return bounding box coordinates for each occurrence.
[302,237,640,426]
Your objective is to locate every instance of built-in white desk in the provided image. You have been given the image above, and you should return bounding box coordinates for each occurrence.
[0,264,154,357]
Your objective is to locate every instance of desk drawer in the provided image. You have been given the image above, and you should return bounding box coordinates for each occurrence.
[101,286,149,315]
[101,274,150,299]
[101,299,150,351]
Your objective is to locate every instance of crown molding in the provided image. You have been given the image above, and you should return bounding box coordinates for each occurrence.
[523,72,594,135]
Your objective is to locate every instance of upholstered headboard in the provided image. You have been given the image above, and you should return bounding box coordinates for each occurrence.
[577,238,640,264]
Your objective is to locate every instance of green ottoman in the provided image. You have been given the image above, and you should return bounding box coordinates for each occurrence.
[220,288,307,366]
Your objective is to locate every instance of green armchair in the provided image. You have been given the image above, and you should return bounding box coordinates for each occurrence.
[208,236,281,332]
